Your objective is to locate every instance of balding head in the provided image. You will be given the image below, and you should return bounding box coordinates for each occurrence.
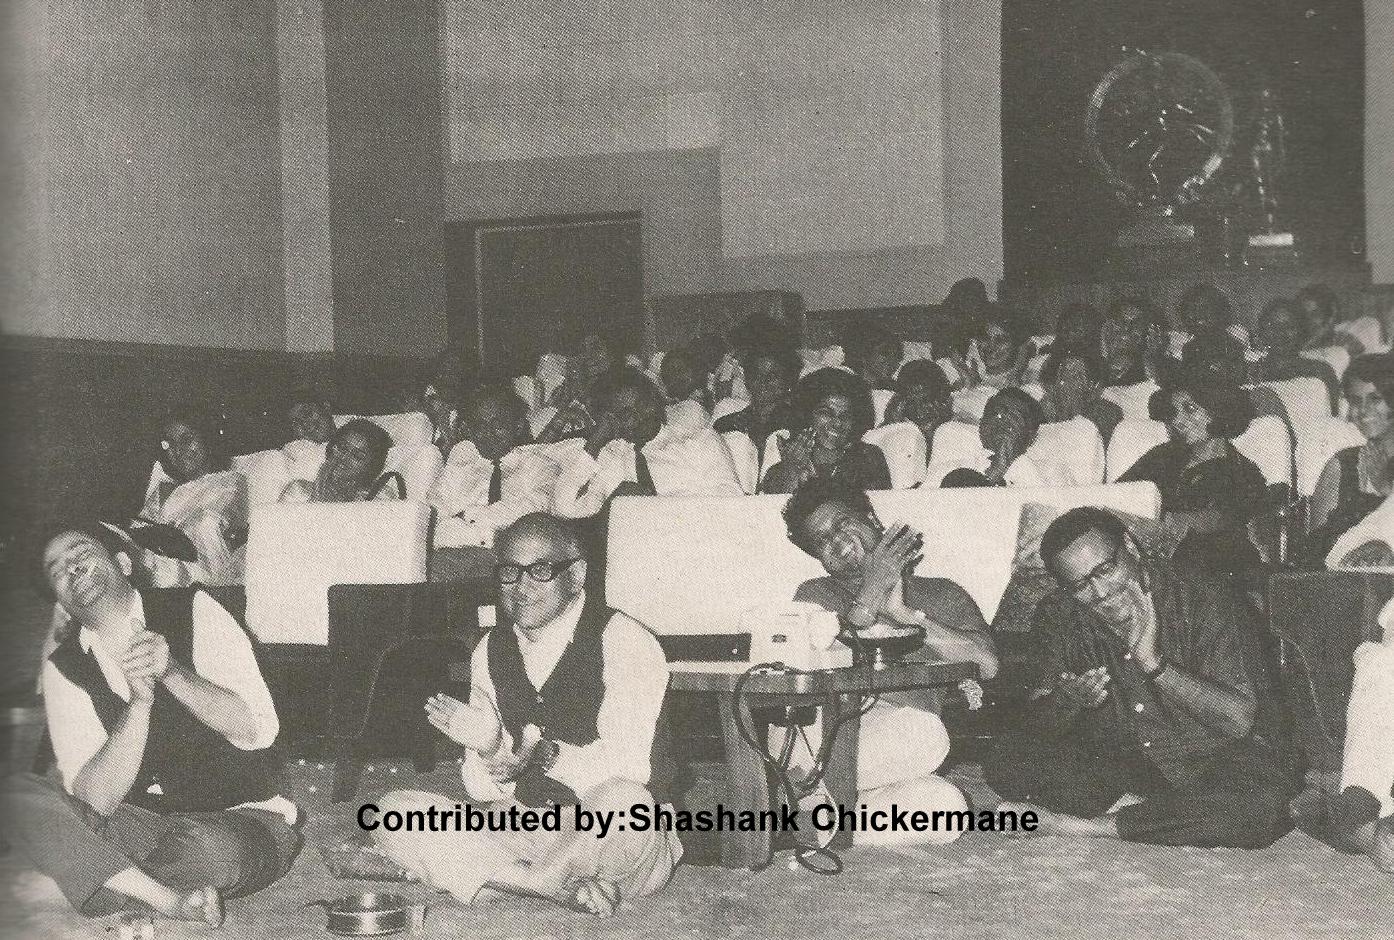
[496,513,584,560]
[495,513,588,631]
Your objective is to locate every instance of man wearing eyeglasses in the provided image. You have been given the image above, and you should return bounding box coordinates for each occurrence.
[372,513,680,917]
[984,507,1293,849]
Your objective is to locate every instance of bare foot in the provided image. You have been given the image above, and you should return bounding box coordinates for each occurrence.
[1352,819,1394,874]
[571,878,621,917]
[997,801,1118,839]
[169,887,224,928]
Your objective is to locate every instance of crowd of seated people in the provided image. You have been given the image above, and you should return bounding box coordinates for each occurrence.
[11,277,1393,932]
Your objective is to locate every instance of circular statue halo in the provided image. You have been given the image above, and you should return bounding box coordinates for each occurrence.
[1085,51,1235,210]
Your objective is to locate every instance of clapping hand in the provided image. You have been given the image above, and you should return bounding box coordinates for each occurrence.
[121,629,170,690]
[1056,666,1111,709]
[783,428,818,486]
[862,523,924,598]
[425,693,502,755]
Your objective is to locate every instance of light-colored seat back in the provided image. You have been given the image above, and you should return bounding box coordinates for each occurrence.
[1300,418,1366,497]
[798,345,844,376]
[1234,414,1295,488]
[1028,417,1105,486]
[244,501,431,645]
[862,422,928,489]
[871,388,894,427]
[926,421,988,486]
[1100,381,1161,420]
[951,385,994,423]
[1255,376,1330,494]
[606,483,1162,633]
[1299,345,1351,380]
[1105,420,1169,482]
[1020,382,1045,401]
[239,449,293,506]
[512,375,542,413]
[900,341,935,365]
[387,444,444,501]
[712,396,748,423]
[720,431,760,495]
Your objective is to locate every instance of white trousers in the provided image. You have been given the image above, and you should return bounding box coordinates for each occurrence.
[1341,640,1394,819]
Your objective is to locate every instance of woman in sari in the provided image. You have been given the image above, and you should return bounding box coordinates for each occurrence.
[138,414,247,587]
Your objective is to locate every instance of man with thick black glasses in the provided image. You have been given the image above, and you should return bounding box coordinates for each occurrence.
[372,513,681,918]
[984,506,1294,849]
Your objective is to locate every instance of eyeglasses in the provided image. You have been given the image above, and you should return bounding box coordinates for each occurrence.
[494,557,582,585]
[1058,541,1126,598]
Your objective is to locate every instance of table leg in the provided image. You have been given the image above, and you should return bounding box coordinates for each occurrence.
[820,693,862,851]
[717,692,773,870]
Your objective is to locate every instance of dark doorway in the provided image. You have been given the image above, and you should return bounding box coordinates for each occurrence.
[443,213,644,379]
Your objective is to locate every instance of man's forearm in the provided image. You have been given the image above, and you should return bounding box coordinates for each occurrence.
[162,663,258,748]
[1151,665,1255,738]
[73,702,151,816]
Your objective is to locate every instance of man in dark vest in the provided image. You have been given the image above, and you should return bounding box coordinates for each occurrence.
[373,512,680,917]
[3,526,301,926]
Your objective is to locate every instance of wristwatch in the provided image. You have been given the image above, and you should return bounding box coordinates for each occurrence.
[528,736,562,776]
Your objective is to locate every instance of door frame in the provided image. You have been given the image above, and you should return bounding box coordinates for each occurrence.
[443,211,644,366]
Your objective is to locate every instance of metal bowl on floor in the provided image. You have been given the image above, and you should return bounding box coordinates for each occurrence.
[305,892,427,936]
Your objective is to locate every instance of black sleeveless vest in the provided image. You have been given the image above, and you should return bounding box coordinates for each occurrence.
[487,594,673,807]
[48,588,281,813]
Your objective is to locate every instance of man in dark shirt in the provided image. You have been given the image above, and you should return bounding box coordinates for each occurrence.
[985,507,1293,848]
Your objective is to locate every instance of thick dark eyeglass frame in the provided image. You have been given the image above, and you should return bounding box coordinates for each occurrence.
[494,557,583,585]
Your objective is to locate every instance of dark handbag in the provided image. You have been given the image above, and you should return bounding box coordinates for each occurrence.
[125,521,200,562]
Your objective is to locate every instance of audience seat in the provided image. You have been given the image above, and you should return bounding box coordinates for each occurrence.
[1300,418,1366,498]
[1254,377,1338,496]
[1234,414,1296,489]
[720,431,761,495]
[712,396,749,423]
[1100,380,1161,421]
[951,385,994,423]
[1105,419,1169,482]
[900,340,935,366]
[926,421,989,486]
[512,375,542,413]
[862,421,928,489]
[871,388,894,427]
[605,483,1162,635]
[1028,417,1105,486]
[535,352,569,406]
[798,345,844,376]
[1019,382,1045,401]
[1299,345,1352,381]
[243,501,432,646]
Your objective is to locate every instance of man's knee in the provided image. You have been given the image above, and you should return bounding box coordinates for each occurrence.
[149,817,247,891]
[983,734,1039,799]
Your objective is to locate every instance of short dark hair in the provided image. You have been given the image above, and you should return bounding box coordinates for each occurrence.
[782,477,875,557]
[31,521,138,602]
[1176,283,1234,328]
[1040,346,1107,387]
[895,358,952,400]
[1039,507,1127,576]
[1344,353,1394,407]
[1296,283,1341,321]
[592,366,665,414]
[984,386,1044,439]
[983,302,1029,344]
[794,368,877,438]
[462,382,527,424]
[156,411,229,476]
[331,419,393,477]
[1158,373,1255,439]
[738,341,803,387]
[842,325,902,369]
[1107,294,1160,326]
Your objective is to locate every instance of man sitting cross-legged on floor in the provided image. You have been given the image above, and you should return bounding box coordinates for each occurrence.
[780,478,1000,845]
[428,383,563,581]
[985,507,1293,848]
[373,513,681,917]
[3,526,301,927]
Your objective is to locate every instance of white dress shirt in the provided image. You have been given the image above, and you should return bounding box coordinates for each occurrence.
[42,591,294,821]
[428,441,562,548]
[550,426,744,519]
[461,592,669,803]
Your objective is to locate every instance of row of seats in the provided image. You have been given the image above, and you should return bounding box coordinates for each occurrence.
[232,482,1166,648]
